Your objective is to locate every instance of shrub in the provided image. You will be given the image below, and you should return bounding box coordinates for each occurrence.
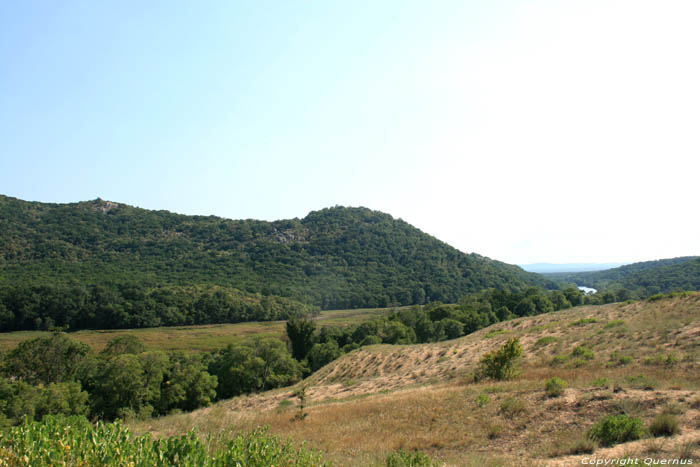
[385,449,438,467]
[550,355,568,366]
[499,397,526,419]
[474,338,523,381]
[587,414,646,447]
[475,393,490,407]
[545,377,567,398]
[534,336,558,348]
[570,318,599,327]
[572,346,595,360]
[618,356,633,365]
[604,320,626,329]
[591,377,609,388]
[649,414,680,437]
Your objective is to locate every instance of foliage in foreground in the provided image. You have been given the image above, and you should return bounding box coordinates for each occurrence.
[0,416,328,467]
[587,414,646,447]
[385,449,441,467]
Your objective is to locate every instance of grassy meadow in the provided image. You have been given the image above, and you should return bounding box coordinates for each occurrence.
[0,306,394,353]
[131,293,700,466]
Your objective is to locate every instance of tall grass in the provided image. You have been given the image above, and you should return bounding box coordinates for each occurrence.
[0,416,328,467]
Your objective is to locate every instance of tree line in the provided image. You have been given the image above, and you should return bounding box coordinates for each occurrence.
[0,282,316,332]
[0,332,306,427]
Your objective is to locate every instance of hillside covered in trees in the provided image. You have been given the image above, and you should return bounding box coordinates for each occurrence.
[546,256,700,298]
[0,195,555,330]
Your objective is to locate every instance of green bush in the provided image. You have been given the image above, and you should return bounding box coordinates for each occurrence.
[474,338,523,381]
[534,336,558,348]
[571,346,595,360]
[475,393,490,407]
[649,414,680,437]
[587,414,646,447]
[549,355,568,366]
[604,320,626,329]
[545,377,567,398]
[385,449,438,467]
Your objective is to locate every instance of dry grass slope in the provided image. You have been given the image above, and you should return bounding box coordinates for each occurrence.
[133,293,700,466]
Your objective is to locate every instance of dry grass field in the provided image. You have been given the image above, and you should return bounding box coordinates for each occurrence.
[132,293,700,466]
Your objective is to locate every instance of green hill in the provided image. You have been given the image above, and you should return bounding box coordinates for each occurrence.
[546,256,700,297]
[0,195,553,330]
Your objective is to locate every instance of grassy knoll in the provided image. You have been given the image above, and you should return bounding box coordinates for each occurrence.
[132,293,700,466]
[0,307,394,353]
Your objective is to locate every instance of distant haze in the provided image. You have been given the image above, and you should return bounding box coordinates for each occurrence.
[520,263,628,274]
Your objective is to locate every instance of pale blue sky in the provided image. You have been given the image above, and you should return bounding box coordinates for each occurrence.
[2,1,699,264]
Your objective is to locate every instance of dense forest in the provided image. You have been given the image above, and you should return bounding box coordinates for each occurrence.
[0,195,555,326]
[545,256,700,298]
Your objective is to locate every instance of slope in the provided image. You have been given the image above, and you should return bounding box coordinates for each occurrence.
[134,293,700,465]
[0,195,553,313]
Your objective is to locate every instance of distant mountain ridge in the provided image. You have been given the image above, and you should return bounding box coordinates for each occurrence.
[545,256,700,296]
[0,195,554,311]
[520,262,627,273]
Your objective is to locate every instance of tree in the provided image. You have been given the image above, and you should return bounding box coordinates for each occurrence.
[306,340,341,372]
[157,352,217,414]
[285,317,316,361]
[563,287,584,307]
[93,354,147,419]
[4,333,90,385]
[436,318,463,341]
[100,335,146,358]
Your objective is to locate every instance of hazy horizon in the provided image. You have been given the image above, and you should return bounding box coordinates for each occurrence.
[2,1,699,265]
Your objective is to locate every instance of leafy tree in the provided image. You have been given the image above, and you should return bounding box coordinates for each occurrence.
[306,340,341,372]
[436,318,463,341]
[4,333,90,385]
[93,354,148,419]
[562,287,584,307]
[157,352,217,414]
[100,335,146,357]
[285,317,316,361]
[379,321,416,344]
[35,382,90,419]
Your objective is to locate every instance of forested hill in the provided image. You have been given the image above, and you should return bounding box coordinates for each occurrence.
[0,195,553,312]
[546,256,700,297]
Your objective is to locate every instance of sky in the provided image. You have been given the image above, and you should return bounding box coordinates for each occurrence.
[1,1,699,265]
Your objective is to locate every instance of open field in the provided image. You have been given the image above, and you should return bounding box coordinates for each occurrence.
[0,306,394,353]
[132,293,700,466]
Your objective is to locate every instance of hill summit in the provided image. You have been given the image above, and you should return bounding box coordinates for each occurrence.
[0,195,552,310]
